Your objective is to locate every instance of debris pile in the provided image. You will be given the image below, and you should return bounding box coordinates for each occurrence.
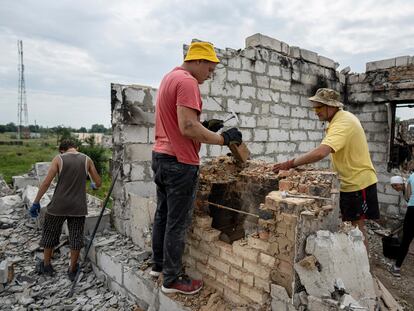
[0,177,139,311]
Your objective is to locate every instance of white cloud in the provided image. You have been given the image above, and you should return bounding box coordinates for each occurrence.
[0,0,413,127]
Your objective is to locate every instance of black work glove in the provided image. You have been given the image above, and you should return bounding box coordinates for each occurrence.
[202,119,224,133]
[221,128,242,146]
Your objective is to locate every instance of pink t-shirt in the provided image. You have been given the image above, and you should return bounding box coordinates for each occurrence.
[153,67,202,165]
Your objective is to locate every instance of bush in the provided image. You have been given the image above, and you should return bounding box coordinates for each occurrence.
[78,144,108,175]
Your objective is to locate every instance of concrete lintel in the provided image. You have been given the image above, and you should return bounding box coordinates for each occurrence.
[366,57,396,72]
[246,33,283,53]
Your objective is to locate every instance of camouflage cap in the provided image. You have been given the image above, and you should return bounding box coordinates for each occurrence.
[308,88,344,108]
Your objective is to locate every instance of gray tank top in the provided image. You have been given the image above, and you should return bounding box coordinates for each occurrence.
[47,152,88,216]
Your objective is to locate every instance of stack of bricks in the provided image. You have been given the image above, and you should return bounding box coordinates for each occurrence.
[183,159,341,306]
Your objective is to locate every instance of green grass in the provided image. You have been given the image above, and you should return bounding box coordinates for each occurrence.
[0,133,58,184]
[0,133,112,201]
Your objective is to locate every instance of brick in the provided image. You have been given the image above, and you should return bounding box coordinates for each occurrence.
[278,180,293,191]
[277,259,294,276]
[247,236,273,253]
[219,246,243,267]
[224,288,250,305]
[189,246,208,264]
[254,277,271,292]
[199,241,220,257]
[259,253,276,267]
[240,284,269,304]
[208,256,230,274]
[194,215,212,228]
[233,241,259,262]
[282,213,298,226]
[229,266,254,286]
[229,142,250,163]
[243,259,270,280]
[196,261,216,279]
[193,227,221,242]
[215,240,232,253]
[298,184,309,194]
[203,275,224,294]
[270,270,293,296]
[216,273,240,293]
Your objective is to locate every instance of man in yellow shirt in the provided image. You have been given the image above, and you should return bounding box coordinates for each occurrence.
[274,88,379,250]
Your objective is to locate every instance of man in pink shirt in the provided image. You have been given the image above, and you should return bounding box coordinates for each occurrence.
[151,41,242,295]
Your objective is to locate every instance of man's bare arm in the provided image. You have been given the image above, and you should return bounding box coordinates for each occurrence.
[293,144,333,167]
[177,106,224,145]
[88,158,102,187]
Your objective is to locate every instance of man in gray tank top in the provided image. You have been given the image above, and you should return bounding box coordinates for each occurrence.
[29,139,101,280]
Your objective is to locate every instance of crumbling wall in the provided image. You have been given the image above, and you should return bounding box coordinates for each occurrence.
[346,56,414,217]
[183,160,341,306]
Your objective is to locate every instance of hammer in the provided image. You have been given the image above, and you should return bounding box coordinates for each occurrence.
[280,191,333,201]
[223,109,240,125]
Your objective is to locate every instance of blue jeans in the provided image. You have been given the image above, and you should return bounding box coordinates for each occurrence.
[151,152,199,286]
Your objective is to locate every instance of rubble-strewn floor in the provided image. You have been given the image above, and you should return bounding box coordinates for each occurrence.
[0,203,140,311]
[367,223,414,311]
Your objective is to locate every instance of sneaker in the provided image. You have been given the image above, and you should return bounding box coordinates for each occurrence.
[67,263,80,281]
[390,264,401,277]
[161,275,203,295]
[149,264,162,277]
[35,261,55,277]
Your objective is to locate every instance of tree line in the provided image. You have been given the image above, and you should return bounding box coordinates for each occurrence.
[0,123,111,135]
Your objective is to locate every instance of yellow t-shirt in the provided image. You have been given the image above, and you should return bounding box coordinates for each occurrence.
[321,110,377,192]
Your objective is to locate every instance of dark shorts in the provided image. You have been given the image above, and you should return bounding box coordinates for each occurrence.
[340,183,380,221]
[40,213,85,250]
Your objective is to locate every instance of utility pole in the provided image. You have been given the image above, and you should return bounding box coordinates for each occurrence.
[17,40,29,139]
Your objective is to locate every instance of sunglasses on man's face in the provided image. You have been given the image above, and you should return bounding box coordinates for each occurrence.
[312,106,325,112]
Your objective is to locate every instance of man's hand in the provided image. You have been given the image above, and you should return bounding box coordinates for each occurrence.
[29,202,41,218]
[273,159,295,172]
[202,119,224,133]
[90,182,98,190]
[221,128,242,146]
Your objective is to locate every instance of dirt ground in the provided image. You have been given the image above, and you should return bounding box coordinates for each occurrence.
[368,228,414,311]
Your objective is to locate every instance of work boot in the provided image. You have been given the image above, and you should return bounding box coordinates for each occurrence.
[390,264,401,277]
[149,264,162,277]
[67,263,80,282]
[35,261,55,277]
[161,274,203,295]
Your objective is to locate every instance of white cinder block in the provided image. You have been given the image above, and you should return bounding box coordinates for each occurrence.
[227,99,252,114]
[290,131,307,141]
[268,129,289,141]
[123,126,148,143]
[227,70,252,84]
[241,86,256,99]
[291,107,308,119]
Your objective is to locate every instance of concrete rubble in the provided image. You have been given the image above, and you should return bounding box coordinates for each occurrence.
[294,228,376,311]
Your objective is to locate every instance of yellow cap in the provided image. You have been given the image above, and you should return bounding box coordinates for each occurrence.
[184,42,220,63]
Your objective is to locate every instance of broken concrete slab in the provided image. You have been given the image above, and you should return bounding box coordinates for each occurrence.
[22,185,51,207]
[0,194,24,211]
[0,177,13,196]
[295,229,376,310]
[12,175,39,190]
[34,162,51,183]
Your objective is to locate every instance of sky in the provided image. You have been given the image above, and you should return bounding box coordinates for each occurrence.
[0,0,413,128]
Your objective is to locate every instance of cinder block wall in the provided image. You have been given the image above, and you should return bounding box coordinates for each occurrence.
[346,57,414,215]
[110,34,412,246]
